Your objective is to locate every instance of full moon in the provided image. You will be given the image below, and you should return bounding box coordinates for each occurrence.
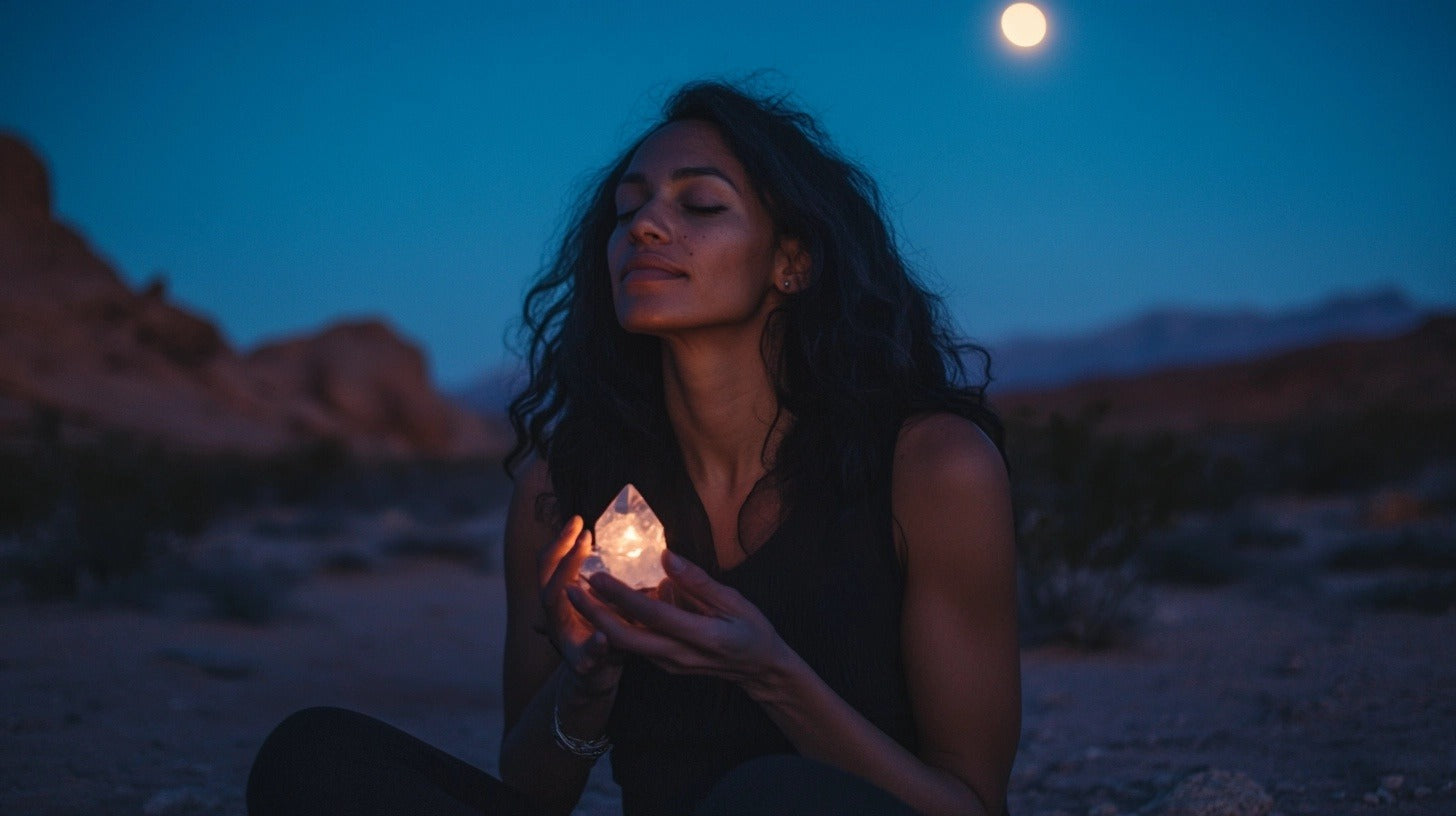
[1000,2,1048,48]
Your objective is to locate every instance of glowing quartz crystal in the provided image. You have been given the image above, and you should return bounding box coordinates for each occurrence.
[581,484,667,590]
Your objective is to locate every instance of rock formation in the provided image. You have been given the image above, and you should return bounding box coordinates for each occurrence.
[0,133,500,458]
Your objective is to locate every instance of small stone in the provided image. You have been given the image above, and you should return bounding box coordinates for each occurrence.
[1158,769,1274,816]
[1379,775,1404,792]
[581,484,668,590]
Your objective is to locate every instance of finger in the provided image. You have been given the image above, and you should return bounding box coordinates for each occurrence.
[542,529,592,606]
[583,631,622,667]
[565,584,632,640]
[537,516,584,587]
[588,571,729,640]
[655,578,710,615]
[645,654,716,677]
[661,551,750,614]
[567,584,698,661]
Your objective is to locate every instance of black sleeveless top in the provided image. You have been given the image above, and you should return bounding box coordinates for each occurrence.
[583,430,920,816]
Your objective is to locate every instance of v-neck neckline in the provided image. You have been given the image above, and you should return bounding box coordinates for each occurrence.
[663,439,792,577]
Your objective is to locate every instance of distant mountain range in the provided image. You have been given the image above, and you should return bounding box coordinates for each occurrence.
[988,288,1430,391]
[997,313,1456,432]
[454,289,1440,417]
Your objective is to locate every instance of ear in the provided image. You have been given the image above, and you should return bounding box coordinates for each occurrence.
[773,237,812,294]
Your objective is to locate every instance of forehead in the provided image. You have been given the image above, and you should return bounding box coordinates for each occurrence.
[622,120,744,181]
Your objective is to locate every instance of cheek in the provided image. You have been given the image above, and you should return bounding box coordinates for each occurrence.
[606,228,627,266]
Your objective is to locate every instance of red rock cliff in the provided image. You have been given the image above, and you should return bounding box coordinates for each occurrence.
[0,134,500,458]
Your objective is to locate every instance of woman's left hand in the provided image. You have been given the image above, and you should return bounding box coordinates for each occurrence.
[565,551,795,699]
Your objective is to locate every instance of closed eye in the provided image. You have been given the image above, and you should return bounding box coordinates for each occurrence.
[684,204,727,216]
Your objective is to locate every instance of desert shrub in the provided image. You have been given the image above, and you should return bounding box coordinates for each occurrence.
[1136,510,1296,587]
[1325,531,1456,572]
[1018,564,1147,648]
[1008,404,1240,646]
[0,437,253,598]
[0,425,509,601]
[1349,575,1456,615]
[250,511,350,540]
[382,533,496,571]
[1139,533,1248,587]
[189,560,297,624]
[80,554,297,625]
[1252,406,1456,494]
[319,549,375,574]
[1223,518,1302,551]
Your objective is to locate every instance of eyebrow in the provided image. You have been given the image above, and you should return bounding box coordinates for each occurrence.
[617,166,740,193]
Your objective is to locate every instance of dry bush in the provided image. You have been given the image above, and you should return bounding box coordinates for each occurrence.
[0,429,509,608]
[1008,404,1240,647]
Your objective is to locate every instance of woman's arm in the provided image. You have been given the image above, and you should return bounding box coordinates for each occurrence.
[572,413,1020,816]
[886,413,1021,812]
[497,458,624,816]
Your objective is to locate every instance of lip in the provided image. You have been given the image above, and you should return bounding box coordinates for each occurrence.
[620,254,688,283]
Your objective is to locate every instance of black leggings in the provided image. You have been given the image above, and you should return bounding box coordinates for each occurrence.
[247,707,920,815]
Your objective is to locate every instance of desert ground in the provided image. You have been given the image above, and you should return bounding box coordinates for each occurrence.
[3,494,1454,816]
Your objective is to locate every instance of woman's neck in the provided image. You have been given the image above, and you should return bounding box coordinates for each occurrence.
[659,329,786,495]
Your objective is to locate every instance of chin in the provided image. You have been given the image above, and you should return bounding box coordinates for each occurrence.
[613,291,691,335]
[615,309,691,336]
[612,292,775,338]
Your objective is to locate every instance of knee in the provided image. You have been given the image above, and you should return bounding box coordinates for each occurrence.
[247,707,367,812]
[255,707,362,762]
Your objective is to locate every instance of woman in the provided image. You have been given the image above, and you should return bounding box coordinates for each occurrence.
[248,81,1019,816]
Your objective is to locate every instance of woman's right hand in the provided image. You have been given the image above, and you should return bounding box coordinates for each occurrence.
[537,515,623,701]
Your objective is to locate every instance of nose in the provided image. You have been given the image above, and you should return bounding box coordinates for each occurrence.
[626,200,669,246]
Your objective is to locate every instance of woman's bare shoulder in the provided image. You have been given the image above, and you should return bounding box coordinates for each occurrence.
[894,412,1007,499]
[892,411,1013,568]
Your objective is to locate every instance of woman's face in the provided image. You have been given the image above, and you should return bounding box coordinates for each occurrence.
[607,120,794,338]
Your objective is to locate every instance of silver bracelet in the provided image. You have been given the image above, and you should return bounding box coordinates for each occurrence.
[552,698,612,760]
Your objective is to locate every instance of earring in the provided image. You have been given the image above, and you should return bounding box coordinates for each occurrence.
[780,278,794,293]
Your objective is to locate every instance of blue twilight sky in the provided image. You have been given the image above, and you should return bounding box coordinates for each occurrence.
[3,0,1454,386]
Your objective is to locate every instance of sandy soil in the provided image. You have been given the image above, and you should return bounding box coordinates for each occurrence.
[3,539,1454,815]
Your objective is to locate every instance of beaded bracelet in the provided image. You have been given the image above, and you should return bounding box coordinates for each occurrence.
[552,699,612,760]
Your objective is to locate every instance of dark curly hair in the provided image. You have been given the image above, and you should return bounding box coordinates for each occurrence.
[506,80,1001,521]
